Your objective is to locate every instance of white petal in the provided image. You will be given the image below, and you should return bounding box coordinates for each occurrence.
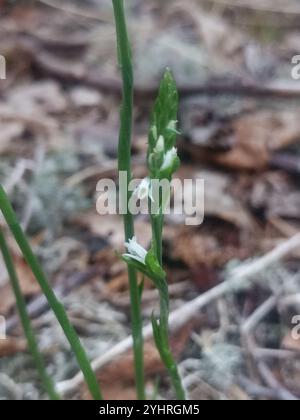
[134,178,151,201]
[154,135,165,154]
[125,236,147,263]
[161,147,178,171]
[167,120,179,134]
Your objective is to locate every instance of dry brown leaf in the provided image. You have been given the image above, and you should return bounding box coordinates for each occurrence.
[75,213,124,249]
[201,170,256,230]
[104,271,131,294]
[282,332,300,352]
[77,212,152,250]
[251,172,300,220]
[9,80,67,115]
[214,110,300,170]
[172,225,254,269]
[69,87,103,108]
[0,254,40,315]
[0,337,27,357]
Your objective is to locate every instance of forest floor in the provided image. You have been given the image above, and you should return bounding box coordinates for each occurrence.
[0,0,300,400]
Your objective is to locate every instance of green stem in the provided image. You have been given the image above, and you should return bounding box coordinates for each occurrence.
[112,0,145,400]
[0,185,103,400]
[151,214,186,400]
[151,215,163,266]
[0,229,59,400]
[158,289,186,400]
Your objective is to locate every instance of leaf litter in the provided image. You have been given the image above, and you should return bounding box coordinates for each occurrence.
[0,0,299,400]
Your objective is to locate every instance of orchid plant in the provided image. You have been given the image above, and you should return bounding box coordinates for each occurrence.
[120,70,186,400]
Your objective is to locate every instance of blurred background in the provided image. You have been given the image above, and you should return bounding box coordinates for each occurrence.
[0,0,300,400]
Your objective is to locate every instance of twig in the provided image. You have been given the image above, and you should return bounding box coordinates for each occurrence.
[37,0,112,22]
[64,157,145,188]
[238,375,282,400]
[3,160,29,195]
[280,293,300,308]
[258,362,298,400]
[57,233,300,396]
[33,49,300,100]
[254,348,299,360]
[21,144,46,231]
[271,154,300,176]
[204,0,300,16]
[17,37,300,101]
[240,291,300,400]
[241,296,277,383]
[241,297,277,336]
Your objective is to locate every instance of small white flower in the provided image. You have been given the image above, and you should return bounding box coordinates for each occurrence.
[160,147,178,172]
[124,237,148,264]
[167,120,180,134]
[134,177,154,202]
[153,135,165,154]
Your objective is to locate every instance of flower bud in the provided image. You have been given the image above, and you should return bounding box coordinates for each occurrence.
[153,135,165,154]
[124,237,147,265]
[134,177,154,202]
[160,147,178,172]
[167,120,180,135]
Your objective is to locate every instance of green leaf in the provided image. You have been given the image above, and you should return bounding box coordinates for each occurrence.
[145,248,166,282]
[121,251,166,286]
[121,254,149,277]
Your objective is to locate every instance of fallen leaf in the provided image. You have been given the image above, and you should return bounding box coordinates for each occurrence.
[9,80,67,115]
[0,337,27,357]
[202,170,256,230]
[77,212,152,250]
[172,224,254,269]
[282,332,300,352]
[0,254,40,315]
[171,168,257,231]
[214,110,300,170]
[251,172,300,220]
[69,86,103,108]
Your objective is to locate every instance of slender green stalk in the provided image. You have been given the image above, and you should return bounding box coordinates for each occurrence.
[148,71,186,399]
[121,71,186,399]
[151,215,186,400]
[112,0,145,400]
[0,185,103,400]
[151,215,163,266]
[0,229,59,400]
